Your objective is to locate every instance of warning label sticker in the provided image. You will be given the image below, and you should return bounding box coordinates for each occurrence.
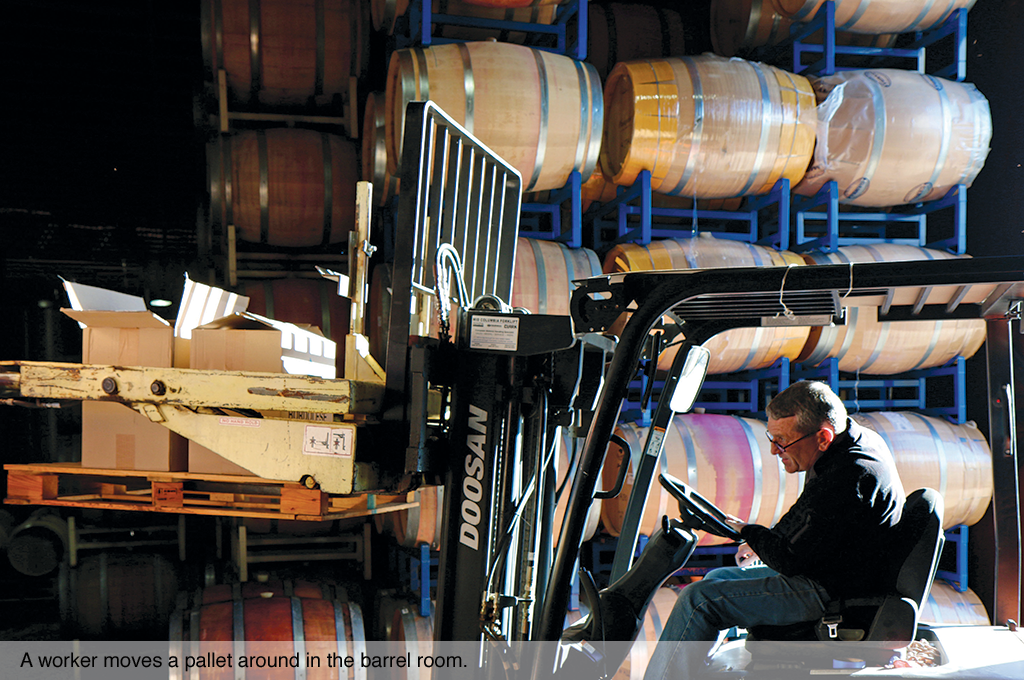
[469,315,520,351]
[302,425,354,458]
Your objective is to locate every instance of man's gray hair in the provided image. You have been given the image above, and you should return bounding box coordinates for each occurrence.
[766,380,848,435]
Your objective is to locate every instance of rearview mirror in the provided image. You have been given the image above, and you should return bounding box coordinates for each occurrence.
[669,345,710,414]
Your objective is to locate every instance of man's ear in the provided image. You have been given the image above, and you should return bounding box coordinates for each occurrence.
[817,425,836,450]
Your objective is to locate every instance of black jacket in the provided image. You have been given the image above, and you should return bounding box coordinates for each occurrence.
[739,418,907,600]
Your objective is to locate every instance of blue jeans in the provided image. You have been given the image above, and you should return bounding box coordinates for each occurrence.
[642,565,832,679]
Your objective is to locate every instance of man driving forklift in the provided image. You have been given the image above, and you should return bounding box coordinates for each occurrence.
[643,380,908,678]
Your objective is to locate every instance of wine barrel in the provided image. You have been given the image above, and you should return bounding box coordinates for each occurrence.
[208,128,358,247]
[7,510,67,577]
[0,509,14,552]
[459,0,561,7]
[172,585,367,680]
[243,277,351,357]
[553,430,603,544]
[59,552,180,638]
[710,0,896,57]
[618,586,682,680]
[799,245,987,373]
[588,2,687,80]
[199,578,329,604]
[362,91,400,207]
[919,581,990,625]
[602,54,815,198]
[201,0,368,110]
[378,487,444,549]
[851,412,993,528]
[511,238,602,316]
[795,69,991,206]
[372,0,556,40]
[601,414,803,546]
[386,41,603,193]
[603,235,811,375]
[774,0,977,35]
[390,602,434,680]
[367,262,394,367]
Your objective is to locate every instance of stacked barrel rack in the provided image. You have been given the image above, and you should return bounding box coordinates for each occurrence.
[1,0,996,645]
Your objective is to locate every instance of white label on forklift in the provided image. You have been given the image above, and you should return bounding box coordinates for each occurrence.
[303,424,354,457]
[470,315,519,351]
[219,417,261,428]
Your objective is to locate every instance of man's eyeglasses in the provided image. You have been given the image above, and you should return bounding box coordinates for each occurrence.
[765,429,817,452]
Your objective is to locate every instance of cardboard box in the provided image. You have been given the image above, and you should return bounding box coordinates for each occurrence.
[185,312,337,475]
[61,285,187,472]
[187,314,283,476]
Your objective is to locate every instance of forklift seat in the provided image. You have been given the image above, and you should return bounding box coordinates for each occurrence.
[746,488,945,649]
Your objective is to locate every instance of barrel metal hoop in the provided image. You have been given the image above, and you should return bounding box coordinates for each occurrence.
[291,597,307,680]
[737,61,773,197]
[530,239,550,313]
[257,129,270,244]
[571,59,591,179]
[232,599,245,680]
[528,49,550,192]
[674,418,700,490]
[248,0,262,103]
[905,0,942,33]
[349,602,368,680]
[458,42,474,134]
[969,84,992,184]
[669,57,704,196]
[321,132,334,247]
[314,0,325,96]
[736,416,765,524]
[858,76,888,198]
[99,551,110,632]
[924,77,953,200]
[912,413,950,501]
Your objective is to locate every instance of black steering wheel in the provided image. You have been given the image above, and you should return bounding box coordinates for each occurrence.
[659,472,743,542]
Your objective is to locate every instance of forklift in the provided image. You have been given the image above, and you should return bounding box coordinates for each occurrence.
[2,103,1022,677]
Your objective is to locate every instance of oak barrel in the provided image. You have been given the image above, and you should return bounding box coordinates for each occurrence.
[799,245,987,373]
[603,235,811,375]
[171,584,367,680]
[588,2,687,80]
[617,586,683,680]
[208,128,358,247]
[919,581,990,625]
[243,277,350,353]
[795,69,991,206]
[362,91,400,207]
[601,415,803,546]
[372,0,556,41]
[386,41,602,192]
[710,0,896,57]
[377,487,444,549]
[7,510,68,577]
[201,0,368,110]
[511,238,602,316]
[601,54,815,198]
[851,412,993,528]
[59,552,180,638]
[774,0,977,35]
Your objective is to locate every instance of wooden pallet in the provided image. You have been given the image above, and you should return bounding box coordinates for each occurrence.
[3,462,415,522]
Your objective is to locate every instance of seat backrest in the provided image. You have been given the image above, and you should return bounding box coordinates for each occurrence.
[894,488,945,604]
[865,488,945,641]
